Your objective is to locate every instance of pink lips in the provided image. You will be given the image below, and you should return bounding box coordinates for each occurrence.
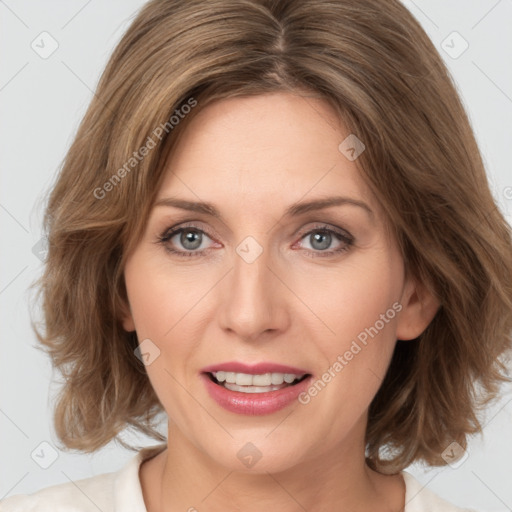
[200,361,313,415]
[200,361,310,375]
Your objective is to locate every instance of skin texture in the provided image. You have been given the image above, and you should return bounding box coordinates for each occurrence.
[122,92,439,511]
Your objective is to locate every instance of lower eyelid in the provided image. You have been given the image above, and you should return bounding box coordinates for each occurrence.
[296,231,353,254]
[158,225,354,256]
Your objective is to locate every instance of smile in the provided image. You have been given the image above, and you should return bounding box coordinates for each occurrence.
[210,371,308,393]
[199,361,313,414]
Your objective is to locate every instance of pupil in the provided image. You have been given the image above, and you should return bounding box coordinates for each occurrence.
[311,231,331,250]
[179,230,331,252]
[181,229,202,250]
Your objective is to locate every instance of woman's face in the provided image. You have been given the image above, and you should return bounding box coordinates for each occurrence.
[122,92,430,473]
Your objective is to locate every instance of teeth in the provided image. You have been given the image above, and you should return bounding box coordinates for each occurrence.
[212,371,304,386]
[253,373,272,386]
[215,371,227,382]
[223,382,287,393]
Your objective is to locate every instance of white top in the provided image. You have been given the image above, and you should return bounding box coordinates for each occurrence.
[0,444,476,511]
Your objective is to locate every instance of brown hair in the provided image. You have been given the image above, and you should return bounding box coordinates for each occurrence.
[32,0,512,473]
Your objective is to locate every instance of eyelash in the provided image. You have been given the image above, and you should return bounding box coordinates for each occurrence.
[156,222,354,259]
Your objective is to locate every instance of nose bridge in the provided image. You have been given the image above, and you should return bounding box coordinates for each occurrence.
[219,234,287,340]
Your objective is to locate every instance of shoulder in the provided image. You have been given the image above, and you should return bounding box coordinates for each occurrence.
[402,470,478,512]
[0,471,116,512]
[0,444,167,512]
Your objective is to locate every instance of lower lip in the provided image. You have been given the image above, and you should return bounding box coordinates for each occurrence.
[201,373,313,415]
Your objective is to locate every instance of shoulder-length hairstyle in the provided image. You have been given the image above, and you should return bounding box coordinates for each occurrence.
[32,0,512,473]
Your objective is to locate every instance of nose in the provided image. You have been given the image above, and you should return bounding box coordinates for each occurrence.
[218,241,290,342]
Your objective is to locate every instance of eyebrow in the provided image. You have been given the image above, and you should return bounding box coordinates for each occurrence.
[153,195,373,221]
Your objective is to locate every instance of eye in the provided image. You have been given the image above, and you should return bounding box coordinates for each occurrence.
[156,222,354,259]
[157,223,218,258]
[294,224,354,258]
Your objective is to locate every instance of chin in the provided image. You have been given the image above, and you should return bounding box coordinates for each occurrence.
[199,435,310,475]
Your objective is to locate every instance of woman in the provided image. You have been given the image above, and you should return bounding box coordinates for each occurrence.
[2,0,511,510]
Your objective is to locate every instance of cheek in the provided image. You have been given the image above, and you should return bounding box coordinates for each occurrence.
[300,249,404,404]
[124,250,199,337]
[123,252,195,410]
[334,264,402,380]
[123,250,210,392]
[302,250,403,344]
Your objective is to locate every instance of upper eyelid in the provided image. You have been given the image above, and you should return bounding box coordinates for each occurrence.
[160,221,216,240]
[158,226,354,262]
[159,221,353,244]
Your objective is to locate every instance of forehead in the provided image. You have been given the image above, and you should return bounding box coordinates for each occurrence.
[156,92,377,219]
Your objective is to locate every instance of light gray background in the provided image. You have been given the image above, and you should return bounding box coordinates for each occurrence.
[1,1,511,510]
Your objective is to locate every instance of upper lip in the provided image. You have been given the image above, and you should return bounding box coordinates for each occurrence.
[201,361,310,375]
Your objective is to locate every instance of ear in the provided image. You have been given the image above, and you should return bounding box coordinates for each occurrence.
[396,274,440,340]
[119,298,136,332]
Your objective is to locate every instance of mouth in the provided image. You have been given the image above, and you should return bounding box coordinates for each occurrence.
[204,371,311,394]
[200,366,315,415]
